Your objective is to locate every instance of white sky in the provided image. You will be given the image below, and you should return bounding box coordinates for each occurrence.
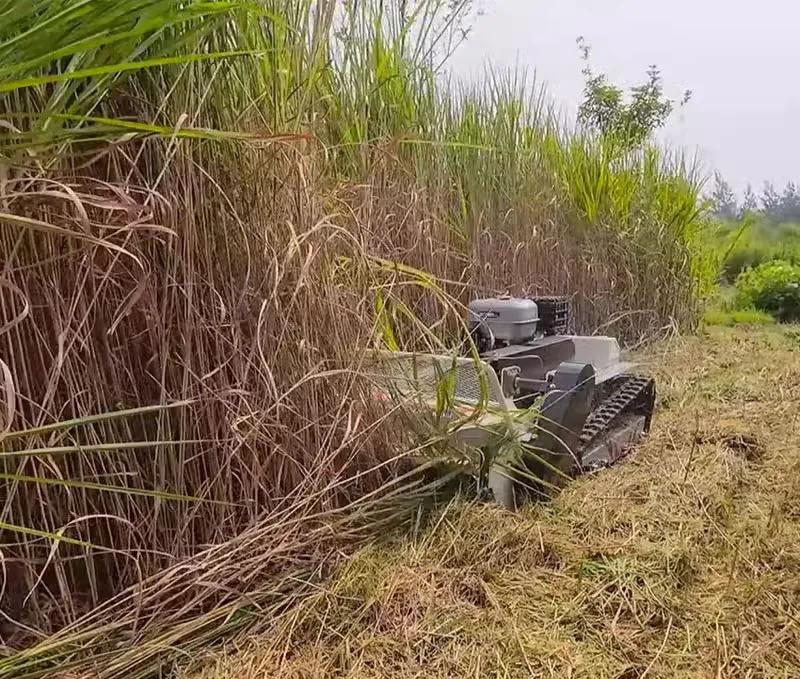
[448,0,799,195]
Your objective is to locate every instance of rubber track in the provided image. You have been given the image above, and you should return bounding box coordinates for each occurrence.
[579,374,654,451]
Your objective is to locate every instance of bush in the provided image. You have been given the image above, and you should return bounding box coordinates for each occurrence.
[721,247,771,283]
[713,217,800,284]
[721,242,800,284]
[735,260,800,322]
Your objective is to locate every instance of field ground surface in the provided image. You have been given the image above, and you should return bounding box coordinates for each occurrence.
[184,325,800,679]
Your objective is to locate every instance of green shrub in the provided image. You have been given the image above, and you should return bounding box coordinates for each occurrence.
[721,248,771,283]
[721,242,800,284]
[735,260,800,322]
[713,217,800,284]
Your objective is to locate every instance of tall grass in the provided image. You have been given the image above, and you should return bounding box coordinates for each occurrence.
[1,0,709,673]
[713,217,800,283]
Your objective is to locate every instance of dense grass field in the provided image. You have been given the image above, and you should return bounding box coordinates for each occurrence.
[0,0,729,676]
[184,325,800,679]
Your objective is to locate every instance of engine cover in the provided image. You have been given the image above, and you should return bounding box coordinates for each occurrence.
[467,297,539,344]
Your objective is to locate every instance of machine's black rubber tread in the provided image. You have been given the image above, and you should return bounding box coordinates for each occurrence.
[578,374,655,453]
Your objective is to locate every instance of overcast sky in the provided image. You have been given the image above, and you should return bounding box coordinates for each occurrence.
[448,0,798,196]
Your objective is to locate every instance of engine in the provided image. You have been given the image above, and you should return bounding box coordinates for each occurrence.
[467,295,571,353]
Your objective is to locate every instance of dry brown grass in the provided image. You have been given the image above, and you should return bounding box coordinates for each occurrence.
[183,325,800,679]
[0,4,707,670]
[0,136,697,643]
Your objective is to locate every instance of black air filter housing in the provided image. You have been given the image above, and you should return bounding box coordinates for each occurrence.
[530,296,570,336]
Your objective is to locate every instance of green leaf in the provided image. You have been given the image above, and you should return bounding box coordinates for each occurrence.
[0,401,193,443]
[0,50,262,94]
[0,439,212,459]
[0,472,203,503]
[0,520,93,548]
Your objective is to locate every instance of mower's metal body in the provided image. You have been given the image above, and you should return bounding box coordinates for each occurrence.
[368,296,656,510]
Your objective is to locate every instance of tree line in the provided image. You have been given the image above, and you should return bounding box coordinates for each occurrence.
[710,173,800,223]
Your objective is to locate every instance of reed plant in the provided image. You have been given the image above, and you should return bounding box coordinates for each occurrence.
[0,0,710,674]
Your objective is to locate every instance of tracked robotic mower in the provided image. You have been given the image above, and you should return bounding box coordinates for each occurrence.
[370,296,656,510]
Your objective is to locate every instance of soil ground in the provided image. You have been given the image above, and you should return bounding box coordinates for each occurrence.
[184,325,800,679]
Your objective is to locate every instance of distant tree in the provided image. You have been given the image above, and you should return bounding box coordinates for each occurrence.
[779,181,800,222]
[761,182,782,218]
[711,177,800,224]
[710,171,738,220]
[575,36,691,150]
[740,183,759,215]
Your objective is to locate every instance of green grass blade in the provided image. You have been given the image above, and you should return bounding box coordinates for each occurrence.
[0,401,193,443]
[0,51,262,94]
[0,473,202,502]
